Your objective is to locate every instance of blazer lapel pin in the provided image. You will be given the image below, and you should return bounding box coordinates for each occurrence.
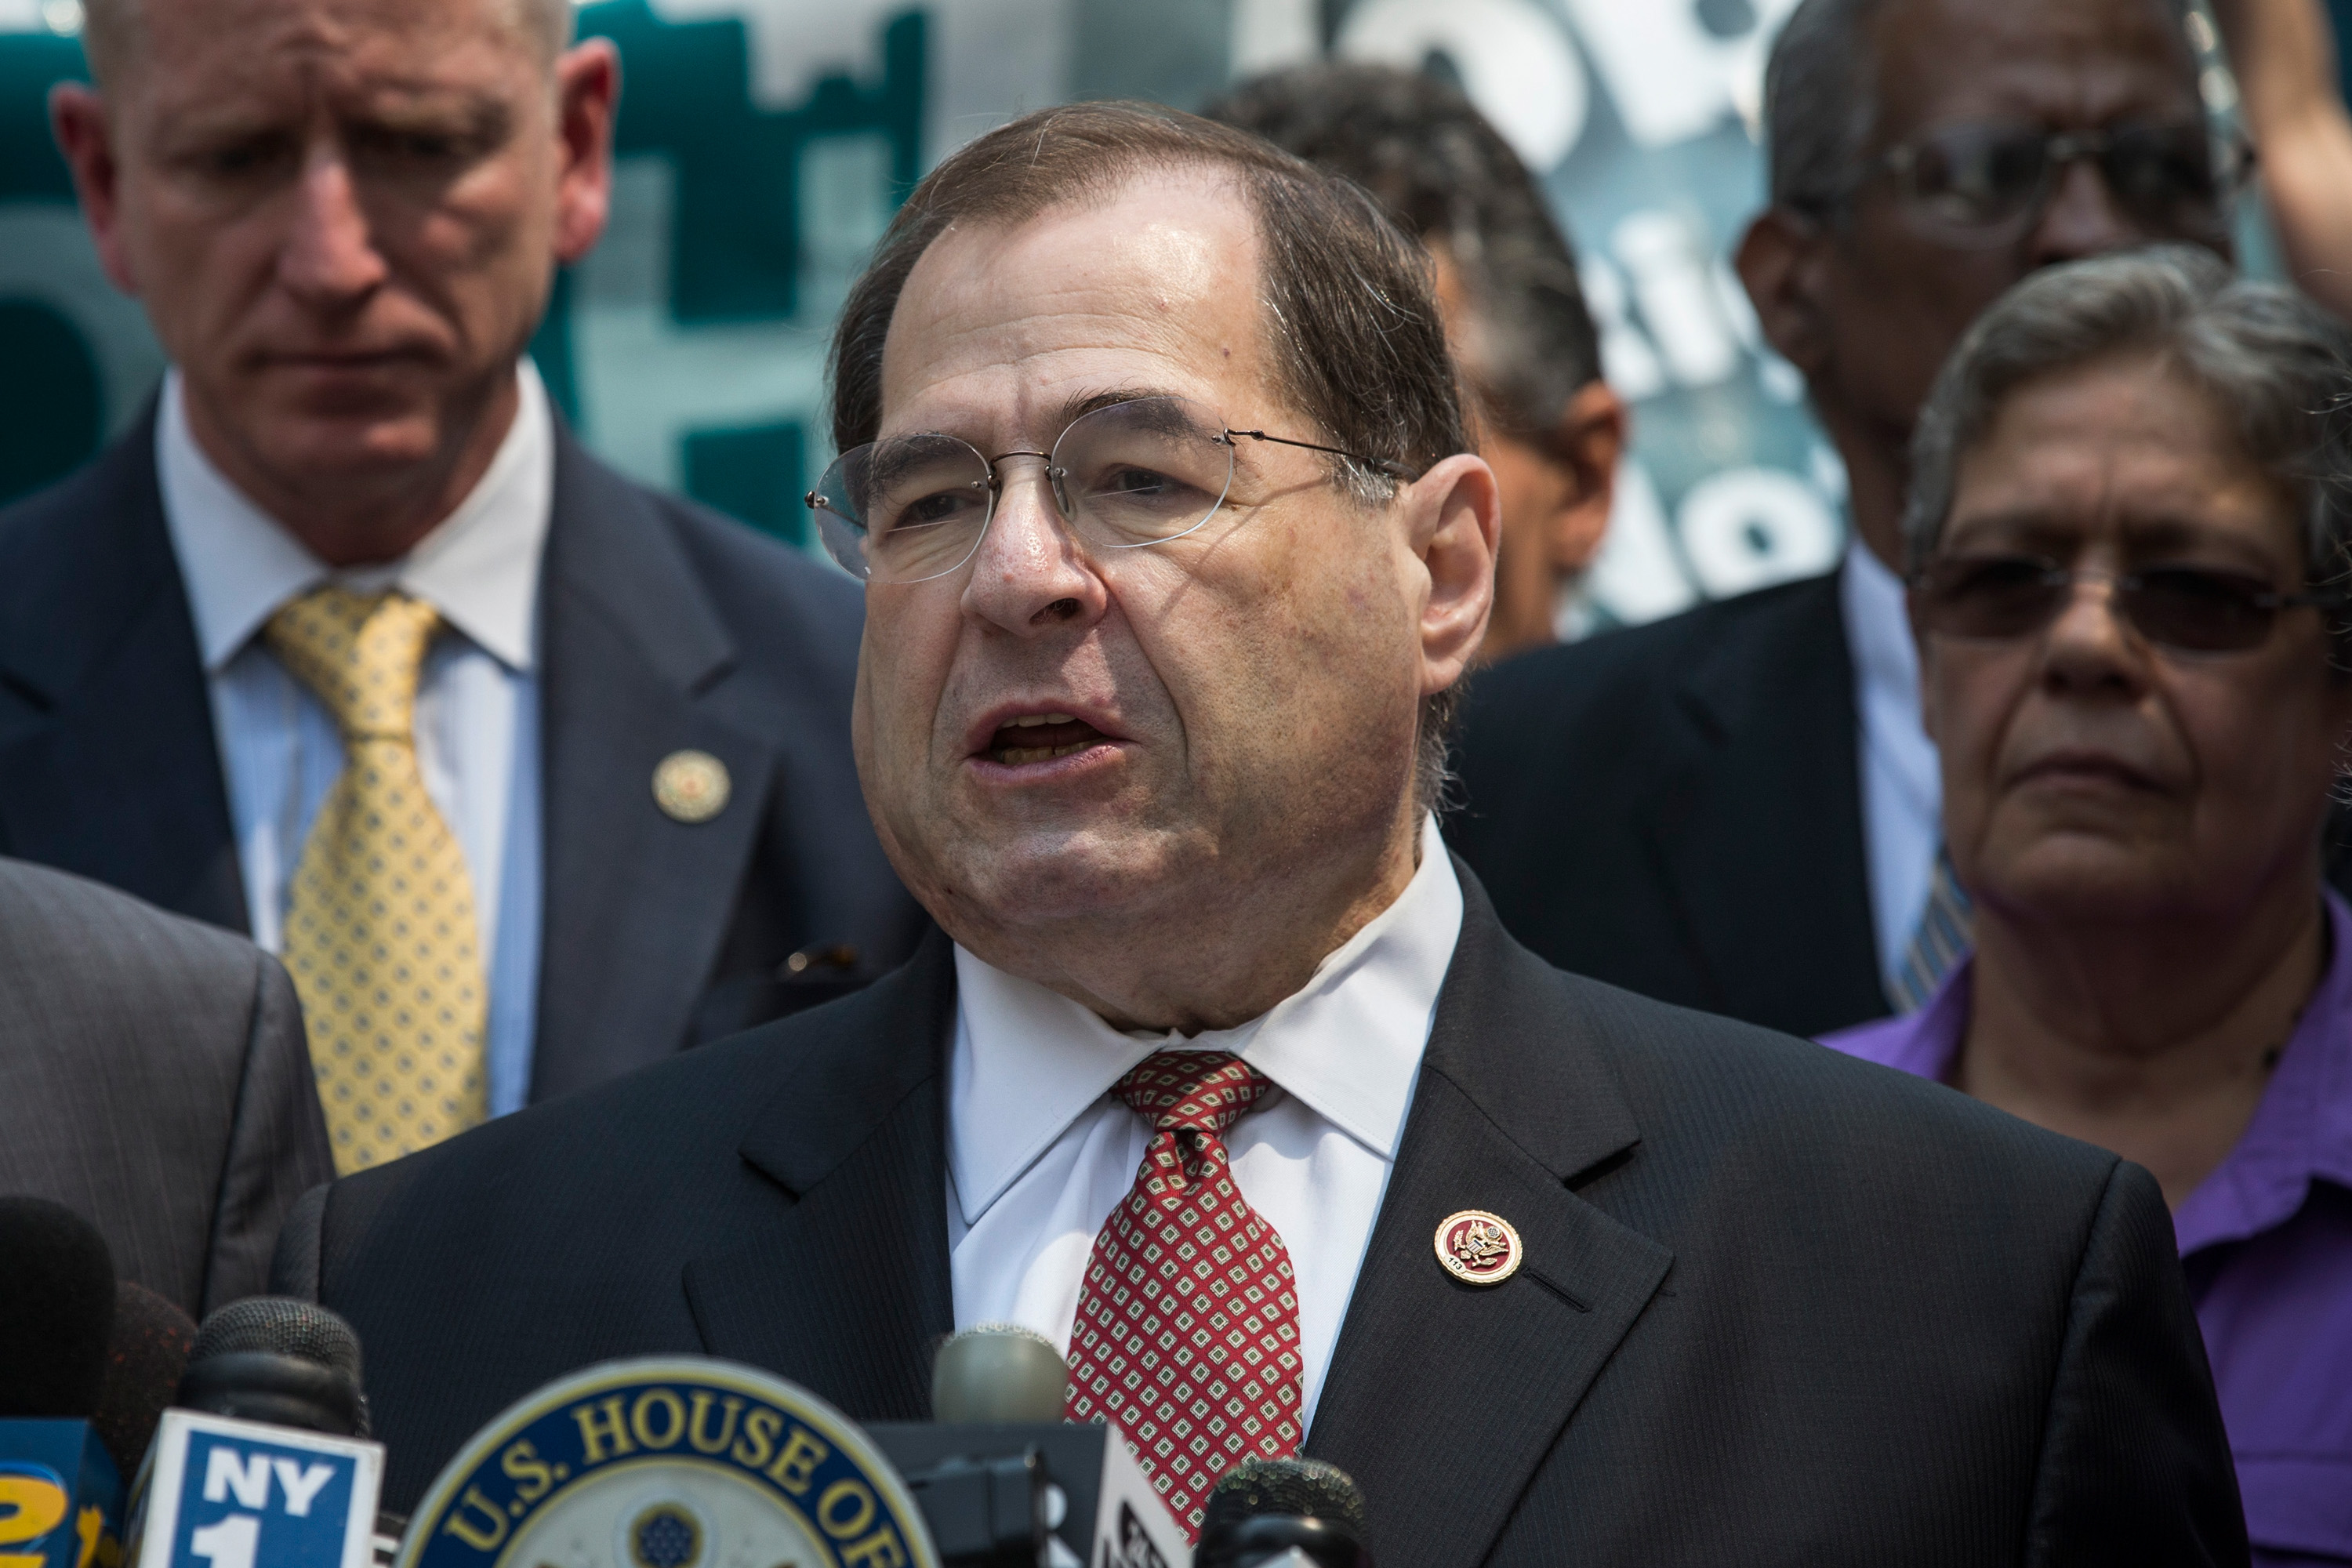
[653,750,731,823]
[1436,1210,1523,1286]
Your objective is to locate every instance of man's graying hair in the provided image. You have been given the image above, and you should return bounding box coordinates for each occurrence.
[1764,0,2196,215]
[1905,245,2352,588]
[79,0,576,85]
[1202,63,1603,442]
[828,101,1471,817]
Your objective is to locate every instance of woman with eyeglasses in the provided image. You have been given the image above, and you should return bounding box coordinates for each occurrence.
[1822,245,2351,1563]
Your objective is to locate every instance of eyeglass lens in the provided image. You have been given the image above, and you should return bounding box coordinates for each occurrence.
[1912,555,2300,653]
[1896,122,2229,242]
[807,395,1238,583]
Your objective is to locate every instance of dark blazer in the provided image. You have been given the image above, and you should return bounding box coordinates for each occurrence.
[1449,570,2352,1040]
[1449,572,1885,1037]
[0,855,331,1317]
[278,871,2245,1566]
[0,409,927,1101]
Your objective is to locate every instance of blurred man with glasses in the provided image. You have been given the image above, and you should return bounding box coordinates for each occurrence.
[282,102,2243,1564]
[1450,0,2289,1039]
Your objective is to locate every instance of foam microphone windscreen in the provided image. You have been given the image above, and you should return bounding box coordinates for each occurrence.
[94,1281,196,1481]
[0,1196,115,1417]
[1198,1456,1374,1568]
[930,1323,1070,1423]
[179,1297,368,1437]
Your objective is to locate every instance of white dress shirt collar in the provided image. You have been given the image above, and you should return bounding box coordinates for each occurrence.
[158,361,554,673]
[949,815,1464,1229]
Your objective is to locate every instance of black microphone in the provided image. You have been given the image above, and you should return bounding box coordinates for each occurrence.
[0,1197,133,1568]
[0,1195,115,1417]
[176,1297,368,1438]
[1196,1457,1374,1568]
[93,1281,195,1484]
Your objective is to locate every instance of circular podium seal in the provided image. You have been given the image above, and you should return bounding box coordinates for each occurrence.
[396,1357,938,1568]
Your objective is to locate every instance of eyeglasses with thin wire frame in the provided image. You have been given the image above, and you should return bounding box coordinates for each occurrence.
[804,394,1421,584]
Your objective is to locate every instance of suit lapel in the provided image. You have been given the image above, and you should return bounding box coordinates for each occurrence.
[0,412,246,931]
[1308,873,1671,1568]
[532,429,782,1098]
[682,931,957,1418]
[1642,572,1885,1035]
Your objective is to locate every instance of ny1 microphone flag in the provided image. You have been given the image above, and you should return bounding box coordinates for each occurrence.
[0,1421,123,1568]
[127,1412,381,1568]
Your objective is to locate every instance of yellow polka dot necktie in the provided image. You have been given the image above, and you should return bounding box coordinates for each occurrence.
[266,586,488,1173]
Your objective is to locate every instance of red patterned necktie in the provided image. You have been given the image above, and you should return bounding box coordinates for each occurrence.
[1064,1051,1304,1537]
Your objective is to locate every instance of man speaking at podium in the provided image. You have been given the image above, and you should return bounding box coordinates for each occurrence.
[284,104,2246,1563]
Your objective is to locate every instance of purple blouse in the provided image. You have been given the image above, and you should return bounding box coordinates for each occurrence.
[1824,895,2352,1564]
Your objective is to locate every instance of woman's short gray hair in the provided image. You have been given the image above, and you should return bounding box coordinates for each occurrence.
[1905,245,2352,583]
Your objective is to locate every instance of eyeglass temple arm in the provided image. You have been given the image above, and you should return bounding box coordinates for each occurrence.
[1224,429,1421,481]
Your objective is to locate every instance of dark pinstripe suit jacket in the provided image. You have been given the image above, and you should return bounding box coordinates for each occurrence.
[0,855,331,1316]
[279,868,2247,1566]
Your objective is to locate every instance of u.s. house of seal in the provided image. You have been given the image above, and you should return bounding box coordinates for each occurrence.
[396,1359,937,1568]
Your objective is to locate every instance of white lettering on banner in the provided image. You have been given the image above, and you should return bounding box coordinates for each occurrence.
[1557,0,1806,148]
[1334,0,1588,172]
[1579,257,1668,403]
[1230,0,1320,77]
[203,1452,270,1512]
[1586,458,1699,624]
[1613,210,1740,390]
[268,1463,334,1519]
[1678,466,1842,597]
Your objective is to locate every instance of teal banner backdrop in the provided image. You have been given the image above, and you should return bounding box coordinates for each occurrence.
[0,0,2277,628]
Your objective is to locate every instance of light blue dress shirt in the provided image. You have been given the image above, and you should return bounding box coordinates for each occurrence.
[1841,539,1943,985]
[157,365,551,1116]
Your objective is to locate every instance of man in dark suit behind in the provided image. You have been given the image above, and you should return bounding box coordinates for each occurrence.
[2,0,924,1172]
[0,856,330,1317]
[1448,0,2277,1037]
[281,103,2244,1565]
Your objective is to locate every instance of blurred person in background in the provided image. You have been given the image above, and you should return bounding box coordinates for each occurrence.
[1449,0,2268,1038]
[1824,247,2352,1565]
[0,0,924,1174]
[1204,62,1624,659]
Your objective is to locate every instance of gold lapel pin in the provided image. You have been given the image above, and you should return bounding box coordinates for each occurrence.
[1435,1209,1523,1287]
[653,749,731,824]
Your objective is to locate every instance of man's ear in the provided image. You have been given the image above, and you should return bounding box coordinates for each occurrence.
[1542,379,1628,575]
[1735,206,1835,383]
[50,82,138,296]
[551,38,620,266]
[1408,452,1501,695]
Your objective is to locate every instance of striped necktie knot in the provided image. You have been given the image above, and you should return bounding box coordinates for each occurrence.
[264,586,443,742]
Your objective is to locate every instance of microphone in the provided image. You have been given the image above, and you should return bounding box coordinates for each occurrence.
[0,1196,115,1415]
[0,1197,128,1568]
[175,1298,368,1438]
[866,1326,1192,1567]
[1195,1459,1371,1568]
[94,1283,197,1485]
[123,1301,385,1568]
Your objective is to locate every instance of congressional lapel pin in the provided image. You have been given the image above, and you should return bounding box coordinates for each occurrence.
[653,750,731,823]
[1435,1210,1523,1286]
